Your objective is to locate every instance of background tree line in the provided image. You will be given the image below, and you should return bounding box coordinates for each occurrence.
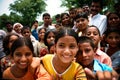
[0,0,119,29]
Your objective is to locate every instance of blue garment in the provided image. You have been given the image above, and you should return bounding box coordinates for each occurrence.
[31,29,38,40]
[93,59,112,73]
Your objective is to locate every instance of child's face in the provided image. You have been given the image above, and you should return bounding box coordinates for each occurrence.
[13,46,33,69]
[75,17,89,31]
[38,29,46,41]
[86,27,100,47]
[22,29,31,38]
[106,32,120,48]
[14,24,22,33]
[8,35,18,49]
[61,14,70,25]
[47,32,55,45]
[108,14,120,27]
[55,35,78,64]
[76,42,95,67]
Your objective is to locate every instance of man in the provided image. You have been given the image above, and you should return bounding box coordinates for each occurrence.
[89,0,107,35]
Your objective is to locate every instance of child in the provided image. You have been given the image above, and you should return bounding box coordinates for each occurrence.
[2,37,51,80]
[21,26,39,56]
[74,12,89,36]
[39,28,87,80]
[76,36,112,80]
[85,25,112,67]
[1,33,19,73]
[104,28,120,56]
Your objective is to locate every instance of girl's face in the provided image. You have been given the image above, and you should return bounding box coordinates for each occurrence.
[8,35,18,49]
[61,14,70,25]
[86,27,101,47]
[106,32,120,48]
[76,42,95,66]
[47,32,55,45]
[14,25,22,33]
[108,14,120,27]
[38,29,46,41]
[22,29,31,38]
[55,35,78,64]
[13,46,33,70]
[75,18,89,31]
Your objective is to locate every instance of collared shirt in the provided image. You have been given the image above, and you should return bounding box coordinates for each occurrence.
[93,59,112,73]
[89,13,107,35]
[95,49,112,67]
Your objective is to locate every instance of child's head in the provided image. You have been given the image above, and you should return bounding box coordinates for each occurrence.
[44,29,56,47]
[42,13,51,25]
[38,28,46,41]
[21,26,31,38]
[107,12,120,28]
[74,12,89,32]
[54,28,78,63]
[76,36,95,67]
[105,28,120,48]
[61,13,71,26]
[11,37,34,69]
[85,25,101,47]
[69,7,77,19]
[3,33,19,55]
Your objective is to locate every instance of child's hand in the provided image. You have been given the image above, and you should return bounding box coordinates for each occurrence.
[30,57,41,74]
[84,68,119,80]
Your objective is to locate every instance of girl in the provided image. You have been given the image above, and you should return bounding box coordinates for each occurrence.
[85,25,112,67]
[1,33,19,73]
[39,28,87,80]
[76,36,112,80]
[2,37,51,80]
[104,28,120,56]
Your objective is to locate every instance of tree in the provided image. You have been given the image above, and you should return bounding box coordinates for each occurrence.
[9,0,46,26]
[61,0,119,12]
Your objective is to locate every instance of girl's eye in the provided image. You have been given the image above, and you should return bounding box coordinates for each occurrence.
[85,49,91,53]
[58,44,65,48]
[15,52,22,57]
[25,52,32,57]
[70,45,76,49]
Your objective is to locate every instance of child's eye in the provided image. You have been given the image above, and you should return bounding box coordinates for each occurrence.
[15,52,22,57]
[70,45,76,49]
[58,44,65,48]
[85,49,91,53]
[25,52,32,57]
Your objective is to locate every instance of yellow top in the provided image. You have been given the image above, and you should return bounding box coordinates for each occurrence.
[42,54,87,80]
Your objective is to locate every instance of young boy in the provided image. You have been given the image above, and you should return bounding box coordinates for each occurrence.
[76,36,112,80]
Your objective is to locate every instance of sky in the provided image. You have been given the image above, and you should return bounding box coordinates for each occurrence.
[0,0,67,21]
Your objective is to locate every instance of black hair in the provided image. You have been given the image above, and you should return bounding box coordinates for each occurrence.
[85,25,101,36]
[55,28,79,44]
[11,37,35,57]
[74,12,88,21]
[61,13,70,19]
[55,14,61,19]
[104,28,120,38]
[42,13,50,19]
[44,29,56,46]
[78,36,95,49]
[3,33,19,55]
[21,26,31,34]
[91,0,103,9]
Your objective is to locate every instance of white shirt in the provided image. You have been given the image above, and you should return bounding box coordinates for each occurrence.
[89,13,107,35]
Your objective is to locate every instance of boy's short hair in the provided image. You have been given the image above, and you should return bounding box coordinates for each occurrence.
[78,36,95,49]
[42,13,50,19]
[91,0,103,9]
[74,12,88,21]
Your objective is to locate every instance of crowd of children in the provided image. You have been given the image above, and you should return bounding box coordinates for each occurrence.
[0,0,120,79]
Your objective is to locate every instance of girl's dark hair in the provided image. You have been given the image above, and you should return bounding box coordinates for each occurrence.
[55,28,79,44]
[38,27,46,41]
[74,12,88,21]
[61,13,70,19]
[3,33,19,55]
[44,29,56,46]
[21,26,31,34]
[10,37,35,57]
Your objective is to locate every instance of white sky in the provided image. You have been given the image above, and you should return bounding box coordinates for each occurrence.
[0,0,67,21]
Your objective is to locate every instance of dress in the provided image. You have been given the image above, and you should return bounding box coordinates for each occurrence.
[89,13,107,35]
[95,49,112,67]
[42,54,87,80]
[3,67,34,80]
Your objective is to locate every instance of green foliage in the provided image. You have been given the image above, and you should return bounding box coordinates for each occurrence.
[61,0,119,12]
[9,0,46,26]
